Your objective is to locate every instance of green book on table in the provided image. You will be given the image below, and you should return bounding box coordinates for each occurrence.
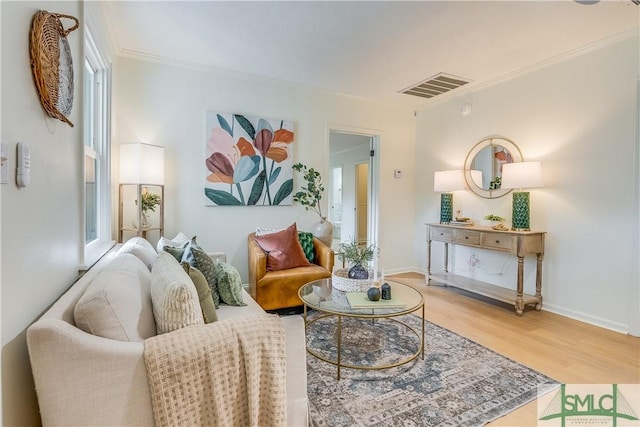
[346,292,406,309]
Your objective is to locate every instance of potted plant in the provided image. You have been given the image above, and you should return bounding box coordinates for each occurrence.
[337,238,378,279]
[293,163,333,246]
[484,214,508,231]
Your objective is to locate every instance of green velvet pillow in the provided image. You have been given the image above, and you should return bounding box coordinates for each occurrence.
[162,244,187,262]
[189,246,221,308]
[214,261,246,306]
[181,263,218,323]
[298,231,315,263]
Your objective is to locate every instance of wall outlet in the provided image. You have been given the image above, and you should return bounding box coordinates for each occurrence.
[469,254,479,268]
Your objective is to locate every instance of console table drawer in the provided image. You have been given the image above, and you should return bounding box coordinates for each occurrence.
[482,233,514,250]
[430,227,453,242]
[455,230,481,245]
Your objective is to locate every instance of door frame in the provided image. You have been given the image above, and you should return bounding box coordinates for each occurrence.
[326,124,380,248]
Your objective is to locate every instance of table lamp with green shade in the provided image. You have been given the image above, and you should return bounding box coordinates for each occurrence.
[501,161,543,231]
[433,170,465,224]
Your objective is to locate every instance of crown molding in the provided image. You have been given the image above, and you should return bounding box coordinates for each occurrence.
[416,27,639,112]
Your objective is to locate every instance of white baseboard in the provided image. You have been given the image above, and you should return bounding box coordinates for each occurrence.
[541,303,631,336]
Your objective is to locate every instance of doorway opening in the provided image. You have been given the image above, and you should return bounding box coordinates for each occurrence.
[355,161,369,245]
[328,128,379,251]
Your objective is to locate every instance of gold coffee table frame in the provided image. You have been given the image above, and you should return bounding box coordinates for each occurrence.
[299,279,424,380]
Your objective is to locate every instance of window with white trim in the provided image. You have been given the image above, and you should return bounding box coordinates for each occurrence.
[83,27,113,268]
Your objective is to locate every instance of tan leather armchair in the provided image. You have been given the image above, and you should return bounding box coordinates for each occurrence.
[248,233,334,310]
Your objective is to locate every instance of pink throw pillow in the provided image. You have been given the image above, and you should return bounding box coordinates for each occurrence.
[254,223,311,271]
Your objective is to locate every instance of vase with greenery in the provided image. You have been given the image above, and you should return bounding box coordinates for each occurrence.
[293,162,333,246]
[337,238,378,279]
[135,189,161,228]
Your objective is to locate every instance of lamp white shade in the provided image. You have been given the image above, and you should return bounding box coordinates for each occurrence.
[501,161,543,189]
[120,143,165,185]
[433,170,465,192]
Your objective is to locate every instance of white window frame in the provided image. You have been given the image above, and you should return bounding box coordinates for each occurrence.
[82,27,113,269]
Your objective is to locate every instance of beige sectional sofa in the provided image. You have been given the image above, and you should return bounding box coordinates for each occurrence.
[27,237,308,426]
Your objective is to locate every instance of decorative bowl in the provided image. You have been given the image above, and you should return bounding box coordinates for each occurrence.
[332,268,381,293]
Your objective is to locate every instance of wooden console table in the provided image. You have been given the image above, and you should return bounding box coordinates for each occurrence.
[426,223,546,315]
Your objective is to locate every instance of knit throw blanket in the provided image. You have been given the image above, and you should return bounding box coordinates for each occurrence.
[144,314,287,427]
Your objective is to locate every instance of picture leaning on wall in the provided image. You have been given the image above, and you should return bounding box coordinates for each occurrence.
[204,112,295,206]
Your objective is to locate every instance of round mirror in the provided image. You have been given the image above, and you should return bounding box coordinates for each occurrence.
[463,136,523,199]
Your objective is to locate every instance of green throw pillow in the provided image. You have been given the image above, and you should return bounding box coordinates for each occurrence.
[298,231,315,263]
[189,246,221,308]
[214,261,246,306]
[162,242,188,262]
[182,263,218,323]
[180,236,201,267]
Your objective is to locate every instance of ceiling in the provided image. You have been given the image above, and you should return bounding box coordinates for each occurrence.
[102,1,639,108]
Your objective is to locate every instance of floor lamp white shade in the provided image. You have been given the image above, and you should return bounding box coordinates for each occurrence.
[120,143,165,185]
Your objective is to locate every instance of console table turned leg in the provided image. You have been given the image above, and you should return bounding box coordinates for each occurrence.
[444,242,449,273]
[426,240,432,285]
[535,253,544,310]
[515,256,525,316]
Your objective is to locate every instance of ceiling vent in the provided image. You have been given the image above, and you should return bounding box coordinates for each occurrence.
[400,73,471,99]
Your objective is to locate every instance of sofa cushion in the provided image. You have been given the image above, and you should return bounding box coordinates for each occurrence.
[118,237,158,270]
[214,261,246,306]
[254,223,311,271]
[151,252,204,334]
[74,253,156,342]
[182,263,218,323]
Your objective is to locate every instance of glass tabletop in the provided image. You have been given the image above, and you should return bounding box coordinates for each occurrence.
[298,278,423,317]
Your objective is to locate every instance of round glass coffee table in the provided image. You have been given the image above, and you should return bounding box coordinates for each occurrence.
[299,278,424,380]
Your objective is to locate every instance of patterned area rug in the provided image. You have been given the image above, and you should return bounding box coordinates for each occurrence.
[306,313,557,427]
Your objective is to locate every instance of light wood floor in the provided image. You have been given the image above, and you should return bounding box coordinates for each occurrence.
[387,272,640,426]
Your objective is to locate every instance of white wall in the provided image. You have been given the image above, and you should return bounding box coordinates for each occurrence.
[1,1,83,424]
[114,57,416,279]
[415,31,640,334]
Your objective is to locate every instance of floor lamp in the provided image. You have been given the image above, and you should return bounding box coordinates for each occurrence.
[501,161,543,231]
[119,143,165,242]
[433,170,465,224]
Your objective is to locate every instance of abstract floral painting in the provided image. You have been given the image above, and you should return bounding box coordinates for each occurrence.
[204,112,295,206]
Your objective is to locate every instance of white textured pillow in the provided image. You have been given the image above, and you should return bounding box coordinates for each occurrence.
[255,226,285,236]
[118,237,157,270]
[156,231,189,253]
[151,252,204,334]
[74,253,156,342]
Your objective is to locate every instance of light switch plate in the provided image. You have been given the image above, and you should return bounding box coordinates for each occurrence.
[394,170,403,179]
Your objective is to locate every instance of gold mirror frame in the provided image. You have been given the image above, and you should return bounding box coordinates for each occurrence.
[463,136,523,199]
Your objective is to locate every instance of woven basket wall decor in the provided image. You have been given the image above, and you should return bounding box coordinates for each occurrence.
[29,10,79,127]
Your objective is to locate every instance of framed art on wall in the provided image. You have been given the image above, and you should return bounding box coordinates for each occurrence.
[204,112,295,206]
